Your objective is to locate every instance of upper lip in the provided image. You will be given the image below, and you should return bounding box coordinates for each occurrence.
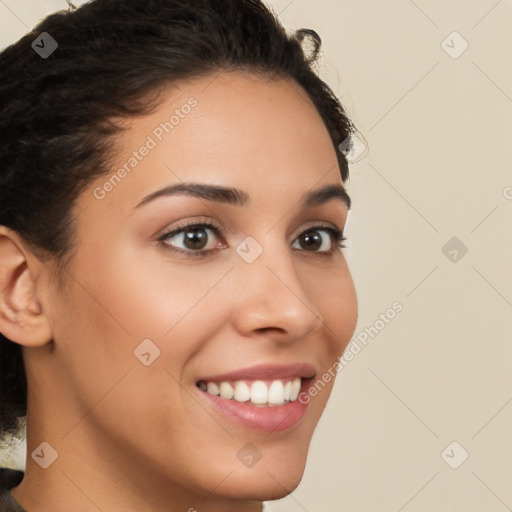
[196,363,316,383]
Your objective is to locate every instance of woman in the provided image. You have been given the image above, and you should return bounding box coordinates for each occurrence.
[0,0,358,510]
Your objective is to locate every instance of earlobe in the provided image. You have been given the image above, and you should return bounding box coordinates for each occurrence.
[0,227,52,347]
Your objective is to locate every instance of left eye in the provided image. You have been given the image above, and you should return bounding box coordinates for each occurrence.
[291,227,343,252]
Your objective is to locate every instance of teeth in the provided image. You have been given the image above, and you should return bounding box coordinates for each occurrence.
[290,378,301,401]
[219,382,234,400]
[206,382,219,395]
[234,381,251,402]
[283,381,291,401]
[199,377,302,406]
[268,380,285,405]
[251,381,268,404]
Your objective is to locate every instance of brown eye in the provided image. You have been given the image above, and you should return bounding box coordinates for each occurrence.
[298,230,323,251]
[291,227,345,253]
[160,223,222,253]
[182,227,209,250]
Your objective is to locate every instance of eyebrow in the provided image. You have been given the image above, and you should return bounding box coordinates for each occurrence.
[135,181,351,210]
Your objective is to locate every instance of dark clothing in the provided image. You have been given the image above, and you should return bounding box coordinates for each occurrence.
[0,468,26,512]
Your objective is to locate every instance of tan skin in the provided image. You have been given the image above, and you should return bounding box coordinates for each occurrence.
[0,71,357,512]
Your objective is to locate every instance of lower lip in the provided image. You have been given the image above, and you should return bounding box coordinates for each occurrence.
[197,379,313,432]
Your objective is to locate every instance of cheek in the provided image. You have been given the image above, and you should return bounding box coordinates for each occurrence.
[51,251,231,456]
[295,260,357,412]
[69,240,229,340]
[332,271,358,351]
[304,259,358,356]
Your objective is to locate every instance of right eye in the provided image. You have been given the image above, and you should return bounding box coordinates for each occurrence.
[158,221,226,255]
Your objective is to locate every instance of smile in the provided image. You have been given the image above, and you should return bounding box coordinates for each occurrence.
[197,377,302,406]
[194,364,316,431]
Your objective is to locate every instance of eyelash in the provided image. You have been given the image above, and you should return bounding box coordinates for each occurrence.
[157,220,347,258]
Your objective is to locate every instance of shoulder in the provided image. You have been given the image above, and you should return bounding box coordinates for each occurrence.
[0,468,26,512]
[0,468,23,489]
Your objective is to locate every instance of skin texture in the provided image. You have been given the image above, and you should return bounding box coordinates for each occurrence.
[0,71,358,511]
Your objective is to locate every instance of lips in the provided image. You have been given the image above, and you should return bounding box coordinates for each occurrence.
[194,363,316,431]
[196,363,316,383]
[195,363,316,405]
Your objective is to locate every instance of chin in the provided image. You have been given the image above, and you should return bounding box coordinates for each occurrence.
[216,456,307,501]
[222,474,304,502]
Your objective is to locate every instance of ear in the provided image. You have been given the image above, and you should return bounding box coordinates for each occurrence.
[0,226,53,347]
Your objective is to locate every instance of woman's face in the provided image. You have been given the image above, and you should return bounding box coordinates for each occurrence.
[34,71,357,506]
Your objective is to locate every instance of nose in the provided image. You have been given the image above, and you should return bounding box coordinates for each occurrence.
[230,246,324,344]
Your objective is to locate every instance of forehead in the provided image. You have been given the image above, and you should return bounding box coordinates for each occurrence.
[81,71,343,216]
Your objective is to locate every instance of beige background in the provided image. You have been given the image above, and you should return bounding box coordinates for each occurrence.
[1,0,511,510]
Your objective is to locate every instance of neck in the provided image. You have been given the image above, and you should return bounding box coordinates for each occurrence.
[11,415,263,512]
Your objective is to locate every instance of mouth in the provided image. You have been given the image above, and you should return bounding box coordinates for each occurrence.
[194,363,316,432]
[196,377,305,406]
